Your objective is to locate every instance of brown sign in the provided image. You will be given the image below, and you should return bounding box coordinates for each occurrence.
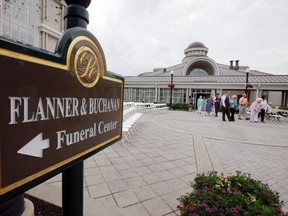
[0,35,123,196]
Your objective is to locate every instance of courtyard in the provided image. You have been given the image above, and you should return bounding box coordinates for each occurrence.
[28,110,288,216]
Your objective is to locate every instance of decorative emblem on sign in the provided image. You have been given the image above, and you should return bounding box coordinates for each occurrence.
[68,36,106,88]
[74,46,100,88]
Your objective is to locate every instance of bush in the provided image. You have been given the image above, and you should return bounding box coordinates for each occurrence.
[278,106,288,110]
[171,103,194,111]
[177,171,287,216]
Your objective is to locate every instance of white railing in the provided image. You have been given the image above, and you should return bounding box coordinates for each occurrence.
[121,102,169,145]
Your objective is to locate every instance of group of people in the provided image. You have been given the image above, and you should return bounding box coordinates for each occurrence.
[196,91,272,123]
[196,95,214,115]
[220,92,238,121]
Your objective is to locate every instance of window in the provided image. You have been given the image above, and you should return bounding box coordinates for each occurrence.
[189,68,209,76]
[132,88,155,103]
[124,88,130,101]
[1,0,35,45]
[160,88,186,104]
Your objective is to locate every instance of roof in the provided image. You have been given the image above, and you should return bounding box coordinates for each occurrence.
[129,43,286,85]
[125,75,288,84]
[138,62,272,77]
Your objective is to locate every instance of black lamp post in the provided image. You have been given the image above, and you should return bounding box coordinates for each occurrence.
[169,70,174,109]
[62,1,91,215]
[245,68,250,100]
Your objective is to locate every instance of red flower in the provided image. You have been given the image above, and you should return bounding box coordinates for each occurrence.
[278,208,282,213]
[176,205,181,209]
[187,204,193,211]
[168,83,175,89]
[246,83,253,88]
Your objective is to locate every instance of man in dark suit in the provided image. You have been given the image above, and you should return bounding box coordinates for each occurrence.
[214,93,221,117]
[221,91,231,121]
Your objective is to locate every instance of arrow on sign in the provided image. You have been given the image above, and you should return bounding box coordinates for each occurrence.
[17,133,50,158]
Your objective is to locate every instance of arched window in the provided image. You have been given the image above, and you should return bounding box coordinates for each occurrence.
[189,68,209,76]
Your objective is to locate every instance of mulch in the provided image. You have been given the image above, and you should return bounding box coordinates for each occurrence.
[24,194,62,216]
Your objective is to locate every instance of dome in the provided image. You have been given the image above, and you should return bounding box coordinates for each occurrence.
[187,41,206,49]
[182,41,209,62]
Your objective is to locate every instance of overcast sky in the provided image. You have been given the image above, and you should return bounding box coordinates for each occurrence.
[87,0,288,76]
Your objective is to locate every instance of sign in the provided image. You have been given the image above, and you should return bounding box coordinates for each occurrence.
[0,30,124,199]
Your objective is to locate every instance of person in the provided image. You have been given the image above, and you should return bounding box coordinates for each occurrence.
[202,96,207,113]
[197,96,203,114]
[229,95,238,121]
[221,91,231,121]
[267,102,272,114]
[249,98,262,123]
[265,102,273,121]
[214,93,221,117]
[259,95,268,123]
[238,93,248,120]
[206,95,213,115]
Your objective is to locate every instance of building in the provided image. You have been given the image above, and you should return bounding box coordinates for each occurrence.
[124,41,288,107]
[0,0,65,52]
[1,2,287,107]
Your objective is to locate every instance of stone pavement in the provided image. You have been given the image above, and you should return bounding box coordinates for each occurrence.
[27,110,288,215]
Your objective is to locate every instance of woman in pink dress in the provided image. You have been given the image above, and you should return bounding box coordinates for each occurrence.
[249,98,263,123]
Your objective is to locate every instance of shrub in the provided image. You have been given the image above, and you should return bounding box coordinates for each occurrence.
[171,103,195,111]
[177,171,287,216]
[172,103,190,111]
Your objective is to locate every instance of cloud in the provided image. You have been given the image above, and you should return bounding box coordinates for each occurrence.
[87,0,288,76]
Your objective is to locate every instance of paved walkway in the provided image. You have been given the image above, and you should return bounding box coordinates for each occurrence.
[27,110,288,216]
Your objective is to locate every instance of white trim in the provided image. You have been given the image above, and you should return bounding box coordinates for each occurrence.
[38,24,61,39]
[182,57,220,76]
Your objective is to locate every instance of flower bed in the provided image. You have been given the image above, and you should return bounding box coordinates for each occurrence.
[177,171,287,216]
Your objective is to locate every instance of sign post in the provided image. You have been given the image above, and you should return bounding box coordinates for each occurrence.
[62,1,89,215]
[63,162,84,216]
[0,0,124,215]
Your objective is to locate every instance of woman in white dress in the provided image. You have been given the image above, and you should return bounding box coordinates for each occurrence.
[250,98,263,123]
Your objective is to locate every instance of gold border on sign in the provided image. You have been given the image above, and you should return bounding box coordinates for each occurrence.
[0,48,67,70]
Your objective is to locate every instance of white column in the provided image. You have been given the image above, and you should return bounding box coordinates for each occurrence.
[129,88,133,101]
[211,89,216,96]
[155,84,158,102]
[256,84,261,99]
[219,89,223,96]
[186,88,189,104]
